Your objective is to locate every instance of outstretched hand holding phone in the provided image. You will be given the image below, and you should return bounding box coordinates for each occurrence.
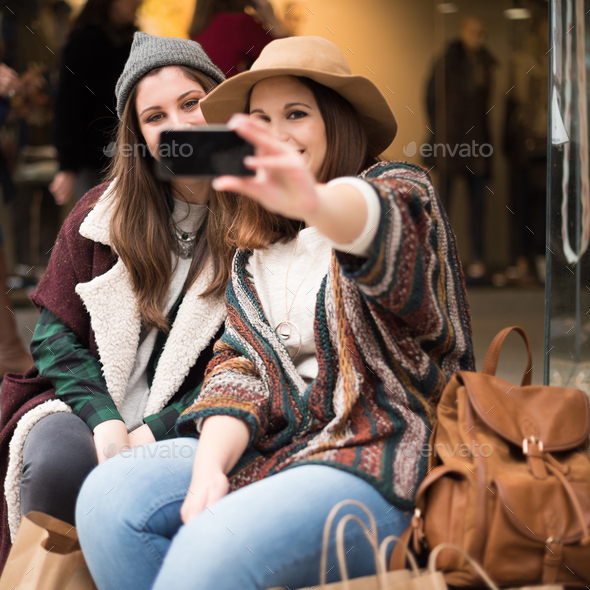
[212,114,370,247]
[212,114,320,220]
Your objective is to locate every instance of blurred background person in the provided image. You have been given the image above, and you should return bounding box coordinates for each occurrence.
[189,0,288,78]
[49,0,140,205]
[425,15,497,283]
[498,14,548,287]
[0,62,17,209]
[0,61,34,379]
[0,1,67,280]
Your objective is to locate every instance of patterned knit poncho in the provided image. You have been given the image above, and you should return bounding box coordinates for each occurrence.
[177,161,475,510]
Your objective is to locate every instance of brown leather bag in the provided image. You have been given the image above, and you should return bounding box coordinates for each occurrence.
[391,326,590,587]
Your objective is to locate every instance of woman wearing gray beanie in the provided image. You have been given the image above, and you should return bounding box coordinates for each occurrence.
[0,32,234,569]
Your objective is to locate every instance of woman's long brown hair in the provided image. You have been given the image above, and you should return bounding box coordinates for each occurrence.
[105,67,236,332]
[222,76,380,251]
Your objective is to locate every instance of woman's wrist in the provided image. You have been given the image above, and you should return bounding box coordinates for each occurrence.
[302,183,368,244]
[193,415,252,476]
[93,419,130,462]
[192,452,226,477]
[93,418,128,437]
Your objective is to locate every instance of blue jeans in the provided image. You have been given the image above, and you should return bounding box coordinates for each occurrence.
[76,439,412,590]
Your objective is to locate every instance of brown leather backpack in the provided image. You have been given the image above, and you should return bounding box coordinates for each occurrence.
[391,326,590,586]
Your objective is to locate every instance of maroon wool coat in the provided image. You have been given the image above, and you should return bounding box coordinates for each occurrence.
[0,183,114,571]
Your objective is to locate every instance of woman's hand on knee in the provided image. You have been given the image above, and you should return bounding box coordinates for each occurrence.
[180,470,230,525]
[179,416,247,523]
[93,420,130,464]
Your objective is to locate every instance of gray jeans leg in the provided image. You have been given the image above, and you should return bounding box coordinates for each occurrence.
[20,412,98,525]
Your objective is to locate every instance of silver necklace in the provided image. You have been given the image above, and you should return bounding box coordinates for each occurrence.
[171,222,198,259]
[274,229,326,359]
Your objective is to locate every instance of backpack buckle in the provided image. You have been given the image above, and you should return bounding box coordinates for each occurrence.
[523,436,543,455]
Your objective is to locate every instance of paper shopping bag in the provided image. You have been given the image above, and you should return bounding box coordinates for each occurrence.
[267,499,422,590]
[0,511,97,590]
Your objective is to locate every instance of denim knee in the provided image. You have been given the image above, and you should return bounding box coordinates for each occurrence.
[76,439,199,538]
[76,439,199,590]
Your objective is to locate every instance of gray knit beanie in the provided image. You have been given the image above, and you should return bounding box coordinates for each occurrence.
[115,32,226,119]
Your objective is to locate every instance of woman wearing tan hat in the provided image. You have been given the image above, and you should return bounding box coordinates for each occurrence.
[76,36,474,590]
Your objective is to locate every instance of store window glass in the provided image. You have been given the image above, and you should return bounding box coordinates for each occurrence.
[547,0,590,392]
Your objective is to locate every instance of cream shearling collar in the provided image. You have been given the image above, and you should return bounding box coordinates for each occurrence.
[75,181,227,415]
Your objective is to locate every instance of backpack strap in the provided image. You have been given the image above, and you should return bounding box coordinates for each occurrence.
[388,522,416,570]
[481,326,533,386]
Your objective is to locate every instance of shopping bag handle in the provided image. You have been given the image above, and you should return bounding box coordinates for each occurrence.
[335,514,382,590]
[379,535,420,576]
[319,500,379,588]
[428,543,500,590]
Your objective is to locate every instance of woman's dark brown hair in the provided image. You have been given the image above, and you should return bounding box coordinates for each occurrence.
[189,0,250,38]
[223,76,380,251]
[106,66,236,332]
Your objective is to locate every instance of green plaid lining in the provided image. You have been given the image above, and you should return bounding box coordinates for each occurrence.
[143,383,203,440]
[31,307,123,431]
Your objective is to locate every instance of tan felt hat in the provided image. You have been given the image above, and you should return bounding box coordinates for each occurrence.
[199,36,398,154]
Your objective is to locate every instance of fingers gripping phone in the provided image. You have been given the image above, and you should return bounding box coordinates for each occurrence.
[155,126,255,180]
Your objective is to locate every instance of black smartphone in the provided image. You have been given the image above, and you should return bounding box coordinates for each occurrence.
[155,126,255,179]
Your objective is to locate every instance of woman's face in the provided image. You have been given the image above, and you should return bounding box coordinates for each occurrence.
[136,66,207,161]
[249,76,327,178]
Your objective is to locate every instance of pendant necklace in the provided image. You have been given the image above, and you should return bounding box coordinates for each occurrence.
[274,227,326,359]
[171,222,198,259]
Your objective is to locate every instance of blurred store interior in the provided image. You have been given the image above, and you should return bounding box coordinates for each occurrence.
[0,0,553,385]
